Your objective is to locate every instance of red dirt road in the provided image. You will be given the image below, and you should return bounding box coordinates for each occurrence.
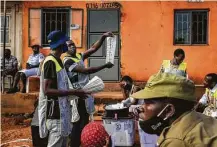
[1,117,32,147]
[1,116,141,147]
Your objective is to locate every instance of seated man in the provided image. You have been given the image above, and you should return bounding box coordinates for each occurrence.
[7,45,44,93]
[159,48,188,77]
[120,75,141,106]
[132,73,217,147]
[1,48,18,80]
[119,75,134,100]
[196,73,217,117]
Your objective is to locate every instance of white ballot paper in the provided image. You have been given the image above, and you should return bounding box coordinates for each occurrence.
[106,36,116,64]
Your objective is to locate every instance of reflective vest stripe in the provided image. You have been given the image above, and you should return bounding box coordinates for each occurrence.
[178,62,187,71]
[162,60,187,71]
[70,53,82,63]
[63,53,82,63]
[42,56,62,72]
[162,60,170,68]
[205,88,217,99]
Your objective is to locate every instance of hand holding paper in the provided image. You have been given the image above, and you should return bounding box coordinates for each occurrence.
[82,76,104,93]
[106,36,117,64]
[105,62,114,68]
[103,32,114,37]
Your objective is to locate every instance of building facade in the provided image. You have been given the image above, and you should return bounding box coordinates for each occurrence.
[11,1,217,84]
[1,1,23,66]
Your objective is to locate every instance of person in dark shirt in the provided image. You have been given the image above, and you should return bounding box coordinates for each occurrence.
[1,48,18,78]
[63,32,114,147]
[119,75,134,100]
[38,30,89,147]
[44,54,63,119]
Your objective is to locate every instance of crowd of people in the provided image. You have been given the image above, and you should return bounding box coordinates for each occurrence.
[1,30,217,147]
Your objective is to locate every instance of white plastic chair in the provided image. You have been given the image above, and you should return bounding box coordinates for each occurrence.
[1,75,13,92]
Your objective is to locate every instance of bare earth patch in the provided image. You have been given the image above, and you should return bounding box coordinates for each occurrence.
[1,116,141,147]
[1,117,32,147]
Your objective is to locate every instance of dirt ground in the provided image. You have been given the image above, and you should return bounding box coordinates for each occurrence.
[1,116,141,147]
[1,116,33,147]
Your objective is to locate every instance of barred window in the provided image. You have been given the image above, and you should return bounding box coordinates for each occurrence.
[1,15,10,44]
[42,8,70,46]
[174,10,208,45]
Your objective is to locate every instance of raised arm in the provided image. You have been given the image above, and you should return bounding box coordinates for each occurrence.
[83,32,114,59]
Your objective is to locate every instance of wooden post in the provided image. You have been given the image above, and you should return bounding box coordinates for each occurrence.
[2,0,7,93]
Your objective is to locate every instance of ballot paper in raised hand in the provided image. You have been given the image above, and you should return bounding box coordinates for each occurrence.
[106,36,116,64]
[83,76,104,93]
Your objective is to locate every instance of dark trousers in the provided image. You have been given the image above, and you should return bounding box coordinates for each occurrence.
[31,125,48,147]
[70,99,89,147]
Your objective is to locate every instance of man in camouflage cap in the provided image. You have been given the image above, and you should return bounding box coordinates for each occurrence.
[132,73,217,147]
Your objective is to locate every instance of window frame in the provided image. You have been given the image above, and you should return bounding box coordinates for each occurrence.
[41,7,71,47]
[70,8,84,48]
[1,14,11,46]
[173,9,209,46]
[28,8,41,47]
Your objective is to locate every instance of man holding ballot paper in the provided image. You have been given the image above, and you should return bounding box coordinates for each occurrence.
[63,32,114,147]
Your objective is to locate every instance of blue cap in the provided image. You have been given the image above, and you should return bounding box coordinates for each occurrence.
[47,30,69,52]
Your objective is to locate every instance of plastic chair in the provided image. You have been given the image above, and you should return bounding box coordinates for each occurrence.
[1,75,13,92]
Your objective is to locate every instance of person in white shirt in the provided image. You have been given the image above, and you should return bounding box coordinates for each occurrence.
[7,45,44,93]
[196,73,217,117]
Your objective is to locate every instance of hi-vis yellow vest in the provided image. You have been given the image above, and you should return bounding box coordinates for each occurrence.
[39,55,72,138]
[205,88,217,98]
[63,53,82,63]
[162,60,187,71]
[203,86,217,117]
[42,56,62,72]
[63,53,86,89]
[162,60,187,77]
[205,88,217,105]
[63,53,95,114]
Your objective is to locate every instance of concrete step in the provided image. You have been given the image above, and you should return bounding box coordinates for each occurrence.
[1,91,123,114]
[93,91,123,104]
[26,79,124,93]
[103,82,145,91]
[1,92,38,114]
[104,83,121,92]
[1,86,205,115]
[25,80,145,93]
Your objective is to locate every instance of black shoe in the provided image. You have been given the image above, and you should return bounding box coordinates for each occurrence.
[7,87,19,94]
